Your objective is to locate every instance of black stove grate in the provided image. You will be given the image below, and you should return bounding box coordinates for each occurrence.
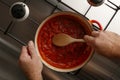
[0,0,119,45]
[0,0,120,78]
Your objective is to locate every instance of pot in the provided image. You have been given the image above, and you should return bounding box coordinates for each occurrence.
[35,11,102,72]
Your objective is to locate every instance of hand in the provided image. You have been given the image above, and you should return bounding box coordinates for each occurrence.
[19,41,43,80]
[84,31,120,58]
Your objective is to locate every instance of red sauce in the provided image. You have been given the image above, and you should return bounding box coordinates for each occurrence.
[37,14,92,69]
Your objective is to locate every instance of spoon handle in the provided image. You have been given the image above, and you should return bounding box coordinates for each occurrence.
[73,38,85,43]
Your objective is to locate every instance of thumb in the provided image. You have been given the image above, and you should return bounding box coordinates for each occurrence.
[28,41,37,58]
[84,35,95,45]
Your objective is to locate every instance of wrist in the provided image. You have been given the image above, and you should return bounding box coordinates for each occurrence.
[28,73,43,80]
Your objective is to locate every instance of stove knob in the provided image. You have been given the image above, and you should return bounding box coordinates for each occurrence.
[87,0,105,6]
[10,2,29,21]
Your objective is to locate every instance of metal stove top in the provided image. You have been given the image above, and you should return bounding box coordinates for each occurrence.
[0,0,120,80]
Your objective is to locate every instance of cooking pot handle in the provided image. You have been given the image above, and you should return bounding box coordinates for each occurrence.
[89,20,103,30]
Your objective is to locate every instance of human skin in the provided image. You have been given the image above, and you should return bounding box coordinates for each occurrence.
[19,41,43,80]
[84,30,120,58]
[18,31,120,80]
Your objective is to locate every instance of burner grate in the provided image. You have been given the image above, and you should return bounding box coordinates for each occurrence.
[0,0,120,79]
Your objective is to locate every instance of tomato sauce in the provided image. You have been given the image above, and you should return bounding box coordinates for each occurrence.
[37,15,92,69]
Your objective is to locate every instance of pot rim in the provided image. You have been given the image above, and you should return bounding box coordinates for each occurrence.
[35,11,94,72]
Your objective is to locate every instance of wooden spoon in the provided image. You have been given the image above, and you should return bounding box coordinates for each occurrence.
[52,33,85,47]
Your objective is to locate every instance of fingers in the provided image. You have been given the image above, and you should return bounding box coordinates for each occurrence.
[19,40,37,60]
[28,41,37,58]
[20,46,29,59]
[84,31,100,42]
[92,31,100,37]
[84,31,100,46]
[19,46,31,65]
[84,35,95,44]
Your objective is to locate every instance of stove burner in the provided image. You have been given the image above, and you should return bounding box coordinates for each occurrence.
[10,2,29,21]
[87,0,105,6]
[11,4,25,19]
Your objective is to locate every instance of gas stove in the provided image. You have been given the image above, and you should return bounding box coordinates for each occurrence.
[0,0,120,80]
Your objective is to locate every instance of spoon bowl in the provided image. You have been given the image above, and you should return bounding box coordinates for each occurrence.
[52,33,85,47]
